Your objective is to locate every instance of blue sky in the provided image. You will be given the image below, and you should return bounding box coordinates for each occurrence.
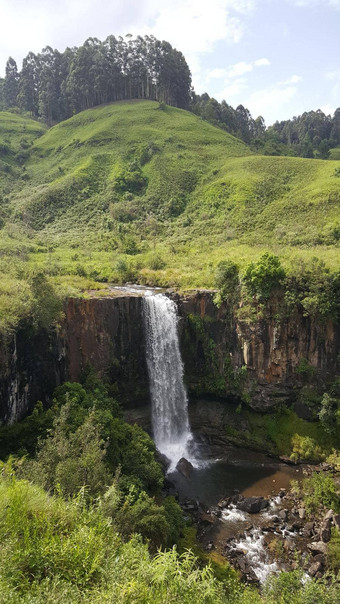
[0,0,339,125]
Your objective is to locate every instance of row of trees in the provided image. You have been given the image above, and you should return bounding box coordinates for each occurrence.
[190,93,266,143]
[1,35,339,156]
[267,109,340,158]
[191,93,340,157]
[0,35,192,125]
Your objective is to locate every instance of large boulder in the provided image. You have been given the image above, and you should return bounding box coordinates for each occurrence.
[176,457,194,478]
[236,496,269,514]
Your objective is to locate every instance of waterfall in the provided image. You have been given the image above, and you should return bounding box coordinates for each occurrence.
[143,293,195,470]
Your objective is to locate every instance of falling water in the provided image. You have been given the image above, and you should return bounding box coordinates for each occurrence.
[143,293,195,470]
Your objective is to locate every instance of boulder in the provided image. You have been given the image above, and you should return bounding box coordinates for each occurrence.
[217,496,231,509]
[181,499,198,512]
[313,554,325,566]
[302,522,315,537]
[200,512,216,525]
[156,451,171,471]
[176,457,194,478]
[236,496,269,514]
[279,509,288,521]
[323,509,334,521]
[333,514,340,531]
[319,526,331,543]
[308,561,323,577]
[308,542,328,555]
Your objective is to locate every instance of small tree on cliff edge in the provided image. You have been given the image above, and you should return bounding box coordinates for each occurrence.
[243,252,286,301]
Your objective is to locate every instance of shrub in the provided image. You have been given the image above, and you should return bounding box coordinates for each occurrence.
[319,393,338,434]
[243,252,286,300]
[30,271,64,329]
[301,472,340,515]
[328,527,340,572]
[290,434,325,463]
[214,260,240,307]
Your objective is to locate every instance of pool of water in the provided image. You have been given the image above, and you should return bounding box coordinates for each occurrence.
[168,448,302,506]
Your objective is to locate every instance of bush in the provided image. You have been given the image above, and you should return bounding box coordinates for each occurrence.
[319,393,338,434]
[290,434,325,463]
[30,271,64,329]
[243,252,286,300]
[264,570,340,603]
[328,527,340,572]
[301,472,340,515]
[214,260,239,307]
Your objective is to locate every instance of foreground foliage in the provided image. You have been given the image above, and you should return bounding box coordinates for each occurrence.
[0,470,339,603]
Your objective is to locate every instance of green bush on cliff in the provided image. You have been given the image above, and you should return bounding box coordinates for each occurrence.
[214,260,240,307]
[284,258,340,321]
[243,252,286,301]
[294,472,340,516]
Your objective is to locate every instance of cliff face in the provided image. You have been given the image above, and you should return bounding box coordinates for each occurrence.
[0,326,66,424]
[64,296,148,404]
[176,292,339,409]
[0,291,338,423]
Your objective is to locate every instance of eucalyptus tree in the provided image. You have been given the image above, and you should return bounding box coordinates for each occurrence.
[17,52,39,115]
[3,57,19,107]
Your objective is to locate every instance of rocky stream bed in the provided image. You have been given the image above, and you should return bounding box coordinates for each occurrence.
[165,457,340,585]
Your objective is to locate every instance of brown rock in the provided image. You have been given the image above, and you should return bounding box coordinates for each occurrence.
[323,509,334,521]
[302,521,315,537]
[176,457,194,478]
[308,561,323,577]
[200,513,216,525]
[313,554,325,566]
[319,526,331,543]
[279,509,288,521]
[217,497,231,509]
[308,542,328,555]
[298,507,306,520]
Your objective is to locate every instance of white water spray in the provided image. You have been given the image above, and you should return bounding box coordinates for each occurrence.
[143,293,195,470]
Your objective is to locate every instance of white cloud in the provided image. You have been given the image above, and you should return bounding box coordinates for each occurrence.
[254,58,270,66]
[225,58,270,78]
[279,74,303,84]
[244,81,301,123]
[326,69,340,80]
[227,61,254,77]
[320,104,335,116]
[288,0,340,8]
[207,68,228,80]
[217,78,248,99]
[143,0,245,55]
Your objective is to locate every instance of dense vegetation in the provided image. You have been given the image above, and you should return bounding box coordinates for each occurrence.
[0,374,339,603]
[192,94,340,158]
[2,34,339,158]
[0,100,339,334]
[0,35,191,125]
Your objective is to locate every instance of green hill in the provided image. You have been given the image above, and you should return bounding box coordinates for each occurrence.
[0,100,339,331]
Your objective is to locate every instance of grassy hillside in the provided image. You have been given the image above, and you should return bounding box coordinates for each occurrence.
[0,100,339,331]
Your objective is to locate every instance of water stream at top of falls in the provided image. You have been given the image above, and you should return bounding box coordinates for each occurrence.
[143,292,196,470]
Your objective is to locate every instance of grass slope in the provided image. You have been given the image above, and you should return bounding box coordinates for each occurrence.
[0,100,339,331]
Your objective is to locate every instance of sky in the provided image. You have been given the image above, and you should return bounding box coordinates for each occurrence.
[0,0,339,125]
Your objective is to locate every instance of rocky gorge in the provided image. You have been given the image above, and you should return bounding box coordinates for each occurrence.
[0,288,338,426]
[0,286,339,584]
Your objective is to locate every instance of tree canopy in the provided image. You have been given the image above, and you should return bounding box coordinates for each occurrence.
[2,35,192,125]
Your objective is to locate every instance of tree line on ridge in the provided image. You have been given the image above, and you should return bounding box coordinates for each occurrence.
[0,33,340,158]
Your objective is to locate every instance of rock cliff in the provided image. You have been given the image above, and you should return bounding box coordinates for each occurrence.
[0,290,338,423]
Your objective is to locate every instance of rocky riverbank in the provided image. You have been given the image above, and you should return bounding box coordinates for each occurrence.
[171,462,340,585]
